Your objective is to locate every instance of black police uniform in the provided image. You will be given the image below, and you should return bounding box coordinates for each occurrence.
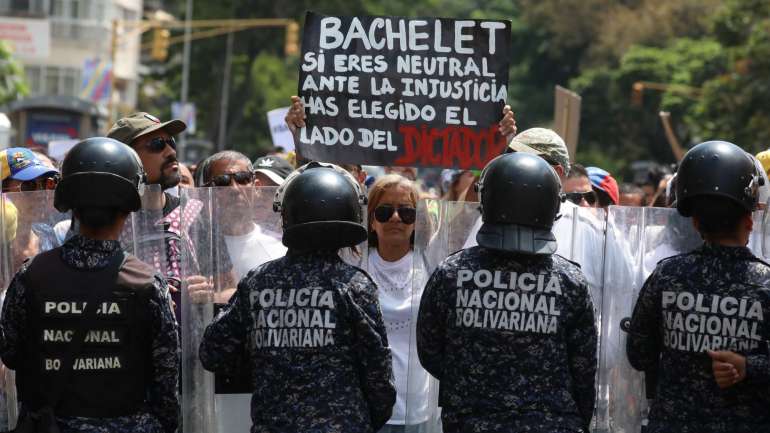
[417,153,597,433]
[627,141,770,433]
[0,138,179,433]
[199,162,396,433]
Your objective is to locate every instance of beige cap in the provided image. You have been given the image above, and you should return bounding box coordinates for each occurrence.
[507,127,570,174]
[107,112,186,145]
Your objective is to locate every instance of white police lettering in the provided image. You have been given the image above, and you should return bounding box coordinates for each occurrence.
[43,329,121,343]
[249,287,336,348]
[72,356,122,370]
[661,290,765,352]
[43,301,122,315]
[454,269,562,334]
[44,356,122,371]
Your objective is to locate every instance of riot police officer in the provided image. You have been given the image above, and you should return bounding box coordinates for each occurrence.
[199,161,396,432]
[0,137,179,433]
[416,152,597,433]
[627,141,770,433]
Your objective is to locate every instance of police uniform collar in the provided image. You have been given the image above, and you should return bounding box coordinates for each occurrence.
[476,222,557,255]
[62,235,123,270]
[286,248,341,258]
[65,234,121,252]
[696,242,755,260]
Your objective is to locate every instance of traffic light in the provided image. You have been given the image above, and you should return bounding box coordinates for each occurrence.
[151,28,171,61]
[284,21,299,57]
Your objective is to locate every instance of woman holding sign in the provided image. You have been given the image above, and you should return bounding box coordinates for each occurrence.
[366,174,432,433]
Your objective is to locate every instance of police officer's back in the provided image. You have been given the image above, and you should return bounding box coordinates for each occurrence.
[0,138,179,433]
[416,153,597,433]
[627,141,770,433]
[199,162,396,433]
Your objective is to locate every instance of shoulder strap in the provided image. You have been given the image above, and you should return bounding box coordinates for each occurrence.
[46,251,126,410]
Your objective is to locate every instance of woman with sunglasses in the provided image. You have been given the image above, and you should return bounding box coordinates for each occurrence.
[367,174,431,433]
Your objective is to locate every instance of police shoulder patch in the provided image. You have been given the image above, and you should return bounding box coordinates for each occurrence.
[553,254,582,269]
[656,252,691,265]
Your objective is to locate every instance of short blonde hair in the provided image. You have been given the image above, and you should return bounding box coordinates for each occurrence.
[367,174,419,247]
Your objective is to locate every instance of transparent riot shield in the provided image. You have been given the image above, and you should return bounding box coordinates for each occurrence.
[180,184,372,433]
[0,190,71,429]
[594,206,701,433]
[0,187,164,430]
[408,199,480,433]
[181,186,285,433]
[748,209,770,260]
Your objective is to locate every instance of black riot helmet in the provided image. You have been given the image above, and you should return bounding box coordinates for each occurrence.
[273,161,367,250]
[54,137,146,213]
[476,152,563,255]
[676,141,762,217]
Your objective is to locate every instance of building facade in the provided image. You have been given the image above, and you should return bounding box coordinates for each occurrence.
[0,0,142,149]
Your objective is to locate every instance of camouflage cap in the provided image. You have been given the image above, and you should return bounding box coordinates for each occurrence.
[507,128,570,174]
[107,112,186,145]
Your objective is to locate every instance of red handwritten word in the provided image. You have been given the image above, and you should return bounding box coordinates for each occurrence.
[394,124,508,169]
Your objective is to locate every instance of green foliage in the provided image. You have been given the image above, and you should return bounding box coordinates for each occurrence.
[142,0,770,172]
[688,1,770,152]
[0,41,29,106]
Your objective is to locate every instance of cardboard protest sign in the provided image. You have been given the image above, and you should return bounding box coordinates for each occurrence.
[297,12,511,169]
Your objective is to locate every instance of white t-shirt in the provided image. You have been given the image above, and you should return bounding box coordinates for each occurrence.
[223,224,287,279]
[367,248,429,425]
[217,224,287,433]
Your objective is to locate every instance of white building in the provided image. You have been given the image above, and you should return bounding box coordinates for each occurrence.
[0,0,142,148]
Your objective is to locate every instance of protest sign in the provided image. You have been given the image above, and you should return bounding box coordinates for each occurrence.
[298,12,511,169]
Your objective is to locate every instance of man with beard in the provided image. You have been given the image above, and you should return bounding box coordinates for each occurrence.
[107,112,207,320]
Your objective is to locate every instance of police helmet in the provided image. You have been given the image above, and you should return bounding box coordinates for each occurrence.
[54,137,146,213]
[273,161,367,249]
[676,141,763,217]
[476,152,563,254]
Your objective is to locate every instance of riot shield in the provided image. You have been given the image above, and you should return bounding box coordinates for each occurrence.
[0,187,164,430]
[748,209,770,260]
[594,206,701,433]
[408,199,479,433]
[181,186,285,433]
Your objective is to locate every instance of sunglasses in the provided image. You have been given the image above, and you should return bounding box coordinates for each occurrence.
[374,205,417,224]
[2,175,59,193]
[206,171,254,187]
[565,191,597,205]
[142,136,176,153]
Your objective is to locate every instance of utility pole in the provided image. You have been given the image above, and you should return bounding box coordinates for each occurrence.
[217,30,234,152]
[178,0,194,161]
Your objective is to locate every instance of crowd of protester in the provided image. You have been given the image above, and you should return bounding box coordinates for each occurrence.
[2,103,770,433]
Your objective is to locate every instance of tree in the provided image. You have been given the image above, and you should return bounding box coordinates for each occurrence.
[0,41,29,106]
[688,0,770,152]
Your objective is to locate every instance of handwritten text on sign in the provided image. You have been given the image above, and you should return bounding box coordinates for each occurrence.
[298,13,511,169]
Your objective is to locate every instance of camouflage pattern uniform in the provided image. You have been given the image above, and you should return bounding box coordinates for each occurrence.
[0,235,180,433]
[627,243,770,433]
[416,246,597,433]
[199,249,396,433]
